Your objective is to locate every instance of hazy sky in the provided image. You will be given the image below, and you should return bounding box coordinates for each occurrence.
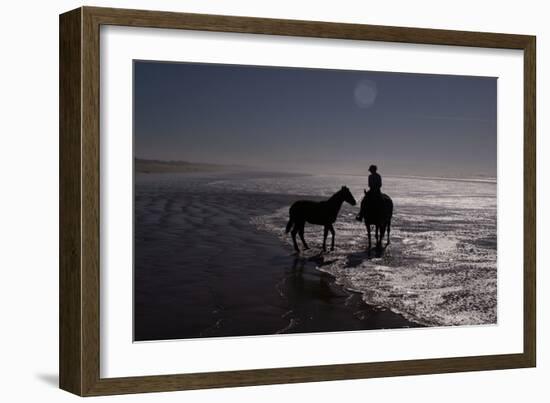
[134,61,497,178]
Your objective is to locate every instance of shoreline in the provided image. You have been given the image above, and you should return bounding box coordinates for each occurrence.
[134,172,496,340]
[277,250,423,337]
[134,185,421,342]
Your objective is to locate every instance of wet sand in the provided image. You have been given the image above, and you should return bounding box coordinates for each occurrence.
[134,178,420,341]
[252,174,497,327]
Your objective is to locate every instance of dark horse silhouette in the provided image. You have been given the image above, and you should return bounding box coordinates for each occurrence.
[285,186,357,253]
[357,189,393,249]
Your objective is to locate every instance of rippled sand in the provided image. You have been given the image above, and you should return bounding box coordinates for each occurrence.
[134,171,496,341]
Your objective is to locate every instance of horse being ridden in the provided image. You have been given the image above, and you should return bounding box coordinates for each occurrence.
[357,189,393,249]
[285,186,356,253]
[362,165,383,218]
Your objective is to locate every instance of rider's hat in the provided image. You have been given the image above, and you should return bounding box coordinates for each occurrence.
[368,165,377,173]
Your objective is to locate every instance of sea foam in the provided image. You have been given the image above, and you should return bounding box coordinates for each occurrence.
[248,175,497,327]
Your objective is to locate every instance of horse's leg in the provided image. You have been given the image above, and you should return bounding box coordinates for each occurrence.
[366,224,371,250]
[329,224,335,251]
[386,220,391,245]
[379,224,386,249]
[375,225,380,248]
[291,225,300,252]
[322,226,329,252]
[298,223,309,250]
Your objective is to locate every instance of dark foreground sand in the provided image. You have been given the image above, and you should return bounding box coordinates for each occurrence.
[134,176,419,341]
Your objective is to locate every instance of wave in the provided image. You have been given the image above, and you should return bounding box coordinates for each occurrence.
[137,171,497,328]
[252,199,497,327]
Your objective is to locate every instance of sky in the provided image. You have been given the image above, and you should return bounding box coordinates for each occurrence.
[134,61,497,178]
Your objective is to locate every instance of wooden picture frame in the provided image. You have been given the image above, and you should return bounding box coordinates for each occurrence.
[59,6,536,396]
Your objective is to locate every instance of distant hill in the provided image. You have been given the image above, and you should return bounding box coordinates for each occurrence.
[135,158,232,173]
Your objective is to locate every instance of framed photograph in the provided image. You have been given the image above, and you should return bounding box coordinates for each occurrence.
[59,6,536,396]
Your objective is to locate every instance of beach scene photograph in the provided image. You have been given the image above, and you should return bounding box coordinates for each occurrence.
[133,60,497,342]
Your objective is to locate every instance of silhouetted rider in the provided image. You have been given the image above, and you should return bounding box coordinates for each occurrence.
[368,165,382,194]
[356,164,382,221]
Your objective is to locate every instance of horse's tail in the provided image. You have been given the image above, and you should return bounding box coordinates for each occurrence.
[285,218,294,233]
[385,196,393,244]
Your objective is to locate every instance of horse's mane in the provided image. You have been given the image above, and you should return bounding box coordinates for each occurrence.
[327,187,345,203]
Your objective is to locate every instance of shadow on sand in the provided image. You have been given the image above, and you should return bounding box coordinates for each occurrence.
[277,248,420,334]
[346,245,389,268]
[287,255,346,300]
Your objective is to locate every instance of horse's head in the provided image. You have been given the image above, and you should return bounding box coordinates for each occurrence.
[361,188,368,203]
[340,186,357,206]
[359,189,368,214]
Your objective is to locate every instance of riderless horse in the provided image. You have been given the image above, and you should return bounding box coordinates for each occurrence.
[285,186,356,253]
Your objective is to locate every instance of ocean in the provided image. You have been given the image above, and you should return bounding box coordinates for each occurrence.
[134,171,496,341]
